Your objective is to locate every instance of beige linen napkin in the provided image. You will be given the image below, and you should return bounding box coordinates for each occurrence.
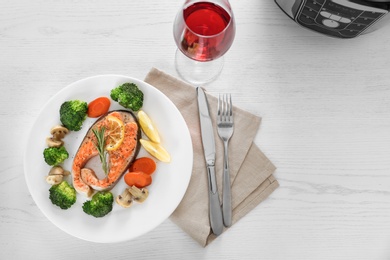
[144,68,279,247]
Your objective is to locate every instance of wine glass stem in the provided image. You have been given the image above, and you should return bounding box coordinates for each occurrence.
[174,49,224,85]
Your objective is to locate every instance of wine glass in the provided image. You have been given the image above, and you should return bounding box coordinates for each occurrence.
[173,0,235,85]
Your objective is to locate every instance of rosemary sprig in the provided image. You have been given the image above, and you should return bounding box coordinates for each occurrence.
[92,127,109,175]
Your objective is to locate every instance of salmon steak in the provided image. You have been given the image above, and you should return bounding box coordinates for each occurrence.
[72,110,141,196]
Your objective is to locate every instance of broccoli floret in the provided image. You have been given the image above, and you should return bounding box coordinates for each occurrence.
[82,191,114,218]
[59,100,88,131]
[43,146,69,166]
[110,83,144,111]
[49,181,77,209]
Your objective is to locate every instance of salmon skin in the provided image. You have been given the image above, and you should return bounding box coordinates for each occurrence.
[72,110,141,197]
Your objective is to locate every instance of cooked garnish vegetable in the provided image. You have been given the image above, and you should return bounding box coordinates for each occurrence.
[124,171,152,188]
[46,175,63,185]
[87,97,111,118]
[130,157,156,175]
[46,137,64,148]
[45,165,70,185]
[48,165,70,176]
[138,110,160,143]
[92,127,109,175]
[116,186,149,207]
[46,125,69,148]
[82,191,114,218]
[49,181,77,209]
[50,125,69,140]
[43,146,69,166]
[116,188,134,208]
[128,186,149,203]
[110,83,144,111]
[59,100,88,131]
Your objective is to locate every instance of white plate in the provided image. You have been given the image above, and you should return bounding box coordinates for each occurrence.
[24,75,193,243]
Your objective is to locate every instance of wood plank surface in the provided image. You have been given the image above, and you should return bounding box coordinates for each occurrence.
[1,0,390,259]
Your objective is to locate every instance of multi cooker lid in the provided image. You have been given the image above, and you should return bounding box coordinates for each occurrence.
[360,0,390,5]
[358,0,390,8]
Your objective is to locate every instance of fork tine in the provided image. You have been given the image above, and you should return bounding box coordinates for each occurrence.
[224,94,228,121]
[222,93,229,122]
[228,94,233,122]
[223,94,227,121]
[225,94,229,121]
[217,94,221,120]
[221,94,225,121]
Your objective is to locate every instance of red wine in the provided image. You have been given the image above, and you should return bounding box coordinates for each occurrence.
[184,2,230,36]
[179,2,235,61]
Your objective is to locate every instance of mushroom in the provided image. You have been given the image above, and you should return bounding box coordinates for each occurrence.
[128,186,149,203]
[46,175,63,185]
[50,125,69,140]
[63,170,71,176]
[46,137,64,147]
[49,166,64,175]
[116,189,134,208]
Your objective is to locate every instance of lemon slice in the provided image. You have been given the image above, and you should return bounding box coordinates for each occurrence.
[140,139,170,163]
[105,115,125,151]
[138,110,161,143]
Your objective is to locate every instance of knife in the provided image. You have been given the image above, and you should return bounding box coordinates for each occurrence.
[197,87,224,236]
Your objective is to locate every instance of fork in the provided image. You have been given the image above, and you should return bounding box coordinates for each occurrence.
[217,93,234,227]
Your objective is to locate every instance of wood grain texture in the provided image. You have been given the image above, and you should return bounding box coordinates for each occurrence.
[1,0,390,259]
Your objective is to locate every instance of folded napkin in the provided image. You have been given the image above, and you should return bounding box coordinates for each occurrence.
[144,68,279,247]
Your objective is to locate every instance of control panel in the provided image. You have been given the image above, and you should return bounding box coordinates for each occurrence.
[295,0,388,38]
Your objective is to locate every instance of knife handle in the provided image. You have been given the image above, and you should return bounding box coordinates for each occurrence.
[207,165,223,236]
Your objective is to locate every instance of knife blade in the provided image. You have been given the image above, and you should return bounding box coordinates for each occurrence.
[197,87,223,236]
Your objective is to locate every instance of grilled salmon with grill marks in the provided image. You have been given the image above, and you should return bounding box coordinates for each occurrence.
[72,110,141,196]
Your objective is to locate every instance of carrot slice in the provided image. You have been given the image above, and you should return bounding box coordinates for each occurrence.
[130,157,157,175]
[124,171,152,188]
[87,97,111,118]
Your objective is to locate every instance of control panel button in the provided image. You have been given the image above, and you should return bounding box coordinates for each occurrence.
[329,14,341,21]
[339,17,352,23]
[320,11,331,18]
[322,19,340,28]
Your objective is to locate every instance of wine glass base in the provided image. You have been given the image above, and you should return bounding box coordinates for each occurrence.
[175,49,224,85]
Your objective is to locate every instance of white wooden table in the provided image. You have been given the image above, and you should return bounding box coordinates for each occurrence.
[1,1,390,259]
